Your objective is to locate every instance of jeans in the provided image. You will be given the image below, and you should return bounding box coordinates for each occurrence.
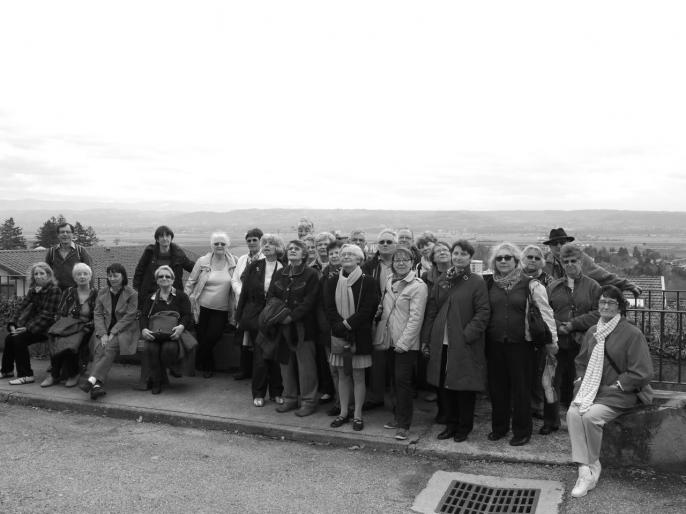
[388,349,417,429]
[90,336,121,383]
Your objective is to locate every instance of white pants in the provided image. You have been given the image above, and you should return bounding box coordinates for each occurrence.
[566,403,622,465]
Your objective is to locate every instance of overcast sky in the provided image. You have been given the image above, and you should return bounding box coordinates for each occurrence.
[1,1,684,212]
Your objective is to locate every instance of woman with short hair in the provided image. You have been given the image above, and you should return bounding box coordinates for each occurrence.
[315,232,336,270]
[2,262,61,384]
[415,231,438,278]
[185,231,238,378]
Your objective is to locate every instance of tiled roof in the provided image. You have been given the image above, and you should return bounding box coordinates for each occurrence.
[624,276,665,299]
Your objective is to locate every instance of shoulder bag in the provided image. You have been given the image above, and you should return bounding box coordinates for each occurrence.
[527,279,553,347]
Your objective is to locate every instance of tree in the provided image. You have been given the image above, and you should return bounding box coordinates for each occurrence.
[34,214,66,248]
[0,217,27,249]
[72,221,99,247]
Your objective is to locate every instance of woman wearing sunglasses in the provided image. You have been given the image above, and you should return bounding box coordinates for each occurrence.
[185,232,238,378]
[485,242,557,446]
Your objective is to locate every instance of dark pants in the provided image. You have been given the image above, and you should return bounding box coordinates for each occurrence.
[235,330,253,378]
[146,340,179,384]
[251,331,283,399]
[2,331,44,377]
[50,350,79,380]
[389,349,417,429]
[195,307,227,372]
[438,346,477,436]
[557,343,580,407]
[531,347,545,415]
[316,343,334,396]
[487,340,533,439]
[368,349,392,404]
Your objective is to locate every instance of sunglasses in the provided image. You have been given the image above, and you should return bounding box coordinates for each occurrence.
[157,274,173,279]
[378,240,395,245]
[495,255,514,262]
[213,242,226,246]
[525,255,542,261]
[563,259,578,264]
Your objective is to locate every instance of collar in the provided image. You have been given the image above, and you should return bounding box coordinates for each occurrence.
[394,270,417,284]
[150,287,177,300]
[57,241,77,250]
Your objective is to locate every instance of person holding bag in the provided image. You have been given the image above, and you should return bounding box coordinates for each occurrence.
[325,244,378,432]
[567,285,653,498]
[140,265,193,394]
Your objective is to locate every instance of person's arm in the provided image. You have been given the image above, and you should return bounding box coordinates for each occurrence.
[573,328,594,388]
[420,285,438,352]
[581,252,641,295]
[288,271,320,322]
[615,329,653,391]
[184,259,203,296]
[133,247,152,292]
[25,286,61,335]
[176,292,193,331]
[93,293,107,337]
[181,251,195,273]
[231,256,247,301]
[531,280,559,346]
[110,289,139,336]
[463,279,491,344]
[341,276,380,330]
[394,281,428,352]
[569,280,601,333]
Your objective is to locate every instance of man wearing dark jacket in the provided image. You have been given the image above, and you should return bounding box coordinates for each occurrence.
[45,222,93,291]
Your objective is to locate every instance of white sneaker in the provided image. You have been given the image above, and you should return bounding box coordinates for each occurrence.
[9,376,35,385]
[571,465,596,498]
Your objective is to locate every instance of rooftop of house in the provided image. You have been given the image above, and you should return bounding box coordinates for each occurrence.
[624,276,665,299]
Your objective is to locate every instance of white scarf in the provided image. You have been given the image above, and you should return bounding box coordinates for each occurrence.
[335,266,363,319]
[573,314,621,413]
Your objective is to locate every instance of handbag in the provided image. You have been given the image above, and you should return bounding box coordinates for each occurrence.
[239,301,264,332]
[48,316,84,337]
[48,316,87,355]
[604,347,654,405]
[148,310,180,342]
[527,280,553,347]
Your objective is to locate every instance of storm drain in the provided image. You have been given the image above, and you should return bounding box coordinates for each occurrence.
[436,480,539,513]
[412,471,563,514]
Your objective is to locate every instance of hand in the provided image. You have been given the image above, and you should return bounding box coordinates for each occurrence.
[170,325,185,340]
[10,327,27,336]
[421,346,430,359]
[546,343,559,356]
[375,304,383,319]
[629,285,642,297]
[141,328,155,341]
[281,315,292,325]
[394,346,406,354]
[100,334,111,346]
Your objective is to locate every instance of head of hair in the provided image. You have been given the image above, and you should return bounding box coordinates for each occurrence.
[315,231,336,245]
[488,242,522,271]
[154,225,174,241]
[327,240,345,254]
[71,262,92,280]
[260,233,285,257]
[245,228,264,240]
[287,239,308,255]
[430,241,452,265]
[28,262,57,288]
[376,228,398,243]
[560,242,583,260]
[154,265,175,281]
[297,217,314,233]
[210,231,230,246]
[341,244,365,264]
[350,229,366,240]
[600,284,627,316]
[452,239,475,257]
[56,222,74,234]
[106,263,129,286]
[520,244,544,261]
[301,234,316,245]
[415,231,438,248]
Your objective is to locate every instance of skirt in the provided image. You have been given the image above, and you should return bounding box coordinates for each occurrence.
[329,353,372,369]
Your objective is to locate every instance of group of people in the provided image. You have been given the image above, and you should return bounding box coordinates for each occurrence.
[1,220,653,499]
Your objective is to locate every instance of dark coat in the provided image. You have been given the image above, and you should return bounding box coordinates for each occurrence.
[133,243,195,298]
[485,275,529,344]
[422,272,490,391]
[235,259,281,332]
[94,285,140,355]
[547,274,601,349]
[140,288,193,331]
[45,244,93,290]
[10,282,61,336]
[266,263,320,342]
[323,272,379,356]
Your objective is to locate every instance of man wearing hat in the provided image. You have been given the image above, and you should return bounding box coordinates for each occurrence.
[543,228,642,297]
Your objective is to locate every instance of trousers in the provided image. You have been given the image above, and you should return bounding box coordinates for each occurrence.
[567,403,622,465]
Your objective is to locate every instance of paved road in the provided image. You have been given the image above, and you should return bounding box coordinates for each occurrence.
[1,404,684,514]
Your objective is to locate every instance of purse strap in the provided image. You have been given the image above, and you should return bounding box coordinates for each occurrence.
[603,346,622,375]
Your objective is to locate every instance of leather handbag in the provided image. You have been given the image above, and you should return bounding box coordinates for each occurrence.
[527,280,553,347]
[148,310,180,342]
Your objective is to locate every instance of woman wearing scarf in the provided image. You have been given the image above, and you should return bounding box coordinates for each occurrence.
[185,231,238,378]
[567,285,652,498]
[422,240,490,443]
[373,247,427,439]
[485,242,557,446]
[325,244,379,432]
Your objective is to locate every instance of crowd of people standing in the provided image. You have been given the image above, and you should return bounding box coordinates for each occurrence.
[1,220,653,499]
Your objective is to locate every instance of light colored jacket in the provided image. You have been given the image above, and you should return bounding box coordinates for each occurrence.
[93,285,139,356]
[184,251,238,323]
[373,271,428,352]
[525,279,559,346]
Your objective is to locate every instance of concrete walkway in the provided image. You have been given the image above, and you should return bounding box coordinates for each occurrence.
[0,359,572,466]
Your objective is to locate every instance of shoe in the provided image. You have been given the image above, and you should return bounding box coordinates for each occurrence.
[318,393,333,404]
[0,372,14,379]
[90,383,107,400]
[202,371,213,379]
[437,428,457,440]
[40,376,56,388]
[571,465,595,498]
[253,398,265,407]
[330,415,350,428]
[352,418,364,431]
[395,429,409,440]
[276,402,298,413]
[509,435,531,446]
[233,372,250,380]
[589,460,602,486]
[295,405,317,417]
[272,396,285,405]
[326,405,341,416]
[65,375,79,388]
[362,400,383,411]
[453,433,468,443]
[539,425,559,435]
[80,380,94,393]
[384,420,400,430]
[133,380,152,391]
[151,382,162,395]
[487,431,507,441]
[9,376,34,385]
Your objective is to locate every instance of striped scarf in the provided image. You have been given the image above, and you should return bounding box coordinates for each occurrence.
[572,314,621,413]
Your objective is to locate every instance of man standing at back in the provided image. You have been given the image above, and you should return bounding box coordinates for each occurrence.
[45,222,93,291]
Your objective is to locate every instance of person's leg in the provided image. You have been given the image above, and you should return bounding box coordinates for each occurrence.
[455,390,476,437]
[235,329,253,380]
[49,353,62,380]
[394,350,417,430]
[352,368,366,421]
[266,357,284,399]
[337,368,352,418]
[558,344,580,407]
[160,340,180,370]
[367,349,387,406]
[90,337,120,384]
[295,339,318,409]
[146,342,162,384]
[572,403,622,465]
[203,309,228,374]
[14,331,42,378]
[315,343,334,399]
[251,335,268,399]
[508,343,534,440]
[63,350,80,380]
[486,340,510,436]
[436,345,449,422]
[531,346,545,417]
[278,352,299,408]
[1,333,17,375]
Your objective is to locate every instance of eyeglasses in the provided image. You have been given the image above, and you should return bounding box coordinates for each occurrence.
[213,242,226,246]
[393,258,412,263]
[495,255,514,262]
[563,259,578,264]
[246,238,259,243]
[378,240,395,245]
[434,248,450,254]
[157,275,173,279]
[598,299,619,306]
[525,255,542,261]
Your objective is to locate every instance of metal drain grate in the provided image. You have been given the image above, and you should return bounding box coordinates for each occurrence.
[436,480,540,514]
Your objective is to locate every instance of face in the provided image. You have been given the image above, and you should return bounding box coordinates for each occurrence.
[316,239,329,258]
[377,234,396,256]
[328,248,341,267]
[397,230,413,248]
[549,240,565,257]
[350,234,366,250]
[523,251,544,273]
[287,244,304,264]
[562,255,582,279]
[212,240,227,255]
[33,267,49,286]
[392,253,412,276]
[246,236,260,254]
[157,232,172,248]
[108,272,123,289]
[419,241,435,259]
[261,240,276,258]
[494,250,516,274]
[297,226,310,239]
[156,270,174,287]
[58,225,73,245]
[598,295,621,321]
[452,246,472,269]
[305,240,316,259]
[74,269,91,286]
[433,245,451,265]
[340,249,360,271]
